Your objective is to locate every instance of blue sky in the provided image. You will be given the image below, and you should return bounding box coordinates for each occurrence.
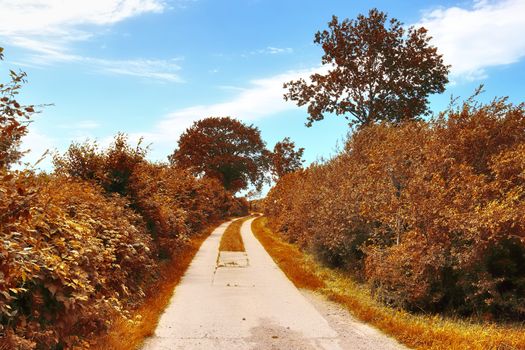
[1,0,525,172]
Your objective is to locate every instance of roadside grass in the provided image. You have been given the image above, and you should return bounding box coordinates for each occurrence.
[219,216,251,251]
[91,220,224,350]
[252,216,525,350]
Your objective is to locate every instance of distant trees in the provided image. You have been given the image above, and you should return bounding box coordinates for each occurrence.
[284,9,449,127]
[170,117,271,193]
[271,137,304,180]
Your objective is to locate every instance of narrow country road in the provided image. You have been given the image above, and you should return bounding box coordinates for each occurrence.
[142,218,406,350]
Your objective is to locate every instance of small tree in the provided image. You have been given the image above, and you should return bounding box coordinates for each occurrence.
[284,9,450,127]
[170,117,270,193]
[271,137,304,180]
[0,47,37,168]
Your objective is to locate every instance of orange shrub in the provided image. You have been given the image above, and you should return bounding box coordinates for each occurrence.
[1,135,247,348]
[265,98,525,319]
[54,135,248,256]
[0,171,155,348]
[1,50,247,347]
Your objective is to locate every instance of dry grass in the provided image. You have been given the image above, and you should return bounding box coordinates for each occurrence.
[219,216,250,251]
[90,221,222,350]
[252,216,525,350]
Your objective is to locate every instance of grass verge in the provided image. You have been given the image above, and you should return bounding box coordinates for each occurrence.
[252,216,525,350]
[219,216,250,251]
[90,221,223,350]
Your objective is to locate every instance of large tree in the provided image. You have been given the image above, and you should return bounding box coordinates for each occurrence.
[170,117,270,193]
[284,9,450,127]
[271,137,304,180]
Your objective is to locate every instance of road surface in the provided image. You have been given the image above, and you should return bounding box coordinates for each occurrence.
[142,218,406,349]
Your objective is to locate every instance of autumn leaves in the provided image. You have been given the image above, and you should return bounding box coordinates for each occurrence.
[169,116,305,195]
[266,98,525,320]
[266,9,525,321]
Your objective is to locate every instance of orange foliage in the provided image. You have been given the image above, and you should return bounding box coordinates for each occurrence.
[254,216,525,350]
[0,173,155,348]
[271,137,304,180]
[265,97,525,320]
[169,117,270,193]
[2,133,247,347]
[284,9,449,127]
[0,47,36,169]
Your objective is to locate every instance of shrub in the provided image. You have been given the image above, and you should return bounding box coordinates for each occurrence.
[265,98,525,319]
[0,171,155,348]
[54,136,247,257]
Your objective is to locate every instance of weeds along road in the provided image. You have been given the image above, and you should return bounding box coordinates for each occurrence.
[142,218,406,350]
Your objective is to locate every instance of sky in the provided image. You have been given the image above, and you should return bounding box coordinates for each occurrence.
[1,0,525,173]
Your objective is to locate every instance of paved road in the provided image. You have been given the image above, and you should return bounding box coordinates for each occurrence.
[142,218,406,350]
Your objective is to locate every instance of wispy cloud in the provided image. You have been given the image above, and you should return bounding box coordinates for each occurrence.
[0,0,166,55]
[0,0,166,37]
[17,47,184,82]
[58,120,101,130]
[94,57,183,82]
[0,1,183,82]
[134,66,327,158]
[237,46,294,58]
[416,0,525,80]
[253,46,294,55]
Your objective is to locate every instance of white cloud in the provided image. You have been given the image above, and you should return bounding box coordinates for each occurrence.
[0,1,183,82]
[136,66,327,160]
[416,0,525,80]
[253,46,294,55]
[0,0,164,58]
[0,0,165,37]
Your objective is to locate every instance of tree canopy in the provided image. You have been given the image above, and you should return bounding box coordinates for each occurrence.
[271,137,304,180]
[284,9,450,127]
[169,117,270,193]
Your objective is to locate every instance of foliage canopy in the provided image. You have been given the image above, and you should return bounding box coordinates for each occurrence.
[284,9,450,127]
[271,137,304,180]
[170,117,270,193]
[0,47,36,169]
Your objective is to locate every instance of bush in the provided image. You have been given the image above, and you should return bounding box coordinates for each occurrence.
[0,49,247,347]
[1,135,247,348]
[0,171,155,348]
[54,135,247,242]
[265,98,525,319]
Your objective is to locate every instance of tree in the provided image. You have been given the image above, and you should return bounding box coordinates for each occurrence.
[0,47,37,168]
[169,117,270,193]
[284,9,450,127]
[271,137,304,179]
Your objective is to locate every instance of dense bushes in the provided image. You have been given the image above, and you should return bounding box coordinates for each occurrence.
[1,135,247,348]
[1,171,155,348]
[53,135,247,252]
[0,47,249,347]
[265,98,525,319]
